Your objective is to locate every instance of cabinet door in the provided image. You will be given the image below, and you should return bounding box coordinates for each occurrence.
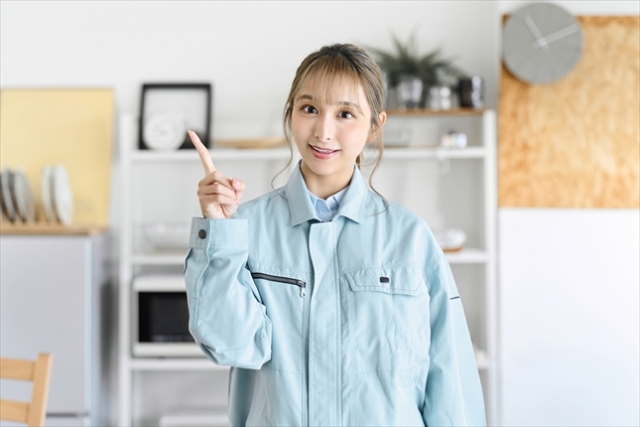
[0,236,91,414]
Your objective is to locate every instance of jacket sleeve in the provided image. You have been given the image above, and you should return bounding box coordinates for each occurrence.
[422,251,486,426]
[184,217,272,369]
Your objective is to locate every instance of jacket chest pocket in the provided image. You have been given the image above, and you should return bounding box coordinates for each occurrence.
[250,268,307,374]
[343,266,430,373]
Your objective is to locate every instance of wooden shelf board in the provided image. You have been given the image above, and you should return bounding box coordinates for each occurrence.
[386,108,487,117]
[1,222,108,236]
[131,148,291,162]
[131,146,487,162]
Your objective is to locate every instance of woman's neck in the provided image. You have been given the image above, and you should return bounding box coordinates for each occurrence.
[300,161,353,200]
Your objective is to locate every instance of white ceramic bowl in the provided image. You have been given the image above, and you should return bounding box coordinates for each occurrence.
[433,228,467,252]
[143,222,191,251]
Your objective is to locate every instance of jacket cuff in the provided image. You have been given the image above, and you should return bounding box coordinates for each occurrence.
[189,217,248,251]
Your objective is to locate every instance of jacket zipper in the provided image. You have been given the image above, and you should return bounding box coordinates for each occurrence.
[251,272,307,298]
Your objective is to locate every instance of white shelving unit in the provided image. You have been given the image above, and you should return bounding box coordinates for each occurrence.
[118,109,498,426]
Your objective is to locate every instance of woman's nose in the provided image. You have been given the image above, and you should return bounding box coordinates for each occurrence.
[314,114,334,142]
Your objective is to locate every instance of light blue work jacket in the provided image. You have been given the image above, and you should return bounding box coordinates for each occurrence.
[184,161,486,426]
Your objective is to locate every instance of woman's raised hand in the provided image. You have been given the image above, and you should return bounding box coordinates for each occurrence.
[188,130,246,219]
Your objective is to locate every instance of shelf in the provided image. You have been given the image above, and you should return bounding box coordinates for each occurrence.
[1,222,109,236]
[386,108,487,117]
[381,147,486,159]
[133,253,188,265]
[130,146,487,162]
[475,350,493,370]
[131,148,291,162]
[130,358,229,371]
[130,354,491,371]
[445,248,489,264]
[119,109,498,426]
[133,247,489,266]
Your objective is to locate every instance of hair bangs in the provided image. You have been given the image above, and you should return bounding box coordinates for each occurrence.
[296,55,366,114]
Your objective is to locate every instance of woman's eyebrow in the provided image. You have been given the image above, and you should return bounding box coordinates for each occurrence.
[297,94,314,102]
[296,94,363,113]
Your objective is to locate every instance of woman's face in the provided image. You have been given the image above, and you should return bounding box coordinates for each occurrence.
[291,75,384,196]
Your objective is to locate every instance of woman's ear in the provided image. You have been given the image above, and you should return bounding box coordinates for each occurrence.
[366,111,387,144]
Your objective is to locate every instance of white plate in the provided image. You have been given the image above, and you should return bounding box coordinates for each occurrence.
[41,165,56,222]
[51,164,73,225]
[13,167,37,223]
[1,168,17,223]
[0,170,6,222]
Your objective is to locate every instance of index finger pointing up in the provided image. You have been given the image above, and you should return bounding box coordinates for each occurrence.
[188,130,216,175]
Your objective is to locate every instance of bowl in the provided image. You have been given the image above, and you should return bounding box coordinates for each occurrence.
[433,228,467,252]
[143,222,191,251]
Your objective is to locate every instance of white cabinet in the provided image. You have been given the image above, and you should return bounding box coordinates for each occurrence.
[0,231,113,427]
[117,109,497,426]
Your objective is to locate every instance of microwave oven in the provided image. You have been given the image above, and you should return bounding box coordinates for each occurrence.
[132,275,203,357]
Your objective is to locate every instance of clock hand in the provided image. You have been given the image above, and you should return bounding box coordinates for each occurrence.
[524,15,549,51]
[532,24,580,48]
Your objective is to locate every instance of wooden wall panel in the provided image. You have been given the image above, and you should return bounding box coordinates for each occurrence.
[499,16,639,208]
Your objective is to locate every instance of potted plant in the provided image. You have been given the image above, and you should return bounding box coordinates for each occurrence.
[367,31,469,109]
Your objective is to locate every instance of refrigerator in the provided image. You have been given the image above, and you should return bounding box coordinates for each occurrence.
[0,232,113,426]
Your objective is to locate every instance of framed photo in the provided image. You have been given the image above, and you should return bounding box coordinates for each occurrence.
[138,83,212,151]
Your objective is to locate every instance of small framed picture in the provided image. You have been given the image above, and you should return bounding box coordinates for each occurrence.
[138,83,212,151]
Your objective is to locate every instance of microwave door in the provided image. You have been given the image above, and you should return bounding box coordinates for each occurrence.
[135,290,201,357]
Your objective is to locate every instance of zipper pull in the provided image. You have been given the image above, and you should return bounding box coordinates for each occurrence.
[300,286,306,298]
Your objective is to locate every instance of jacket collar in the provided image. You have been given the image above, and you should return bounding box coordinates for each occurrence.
[285,160,366,226]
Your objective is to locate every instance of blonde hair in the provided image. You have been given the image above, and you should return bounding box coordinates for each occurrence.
[273,43,388,207]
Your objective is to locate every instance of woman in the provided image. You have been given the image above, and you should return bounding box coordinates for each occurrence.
[184,43,485,426]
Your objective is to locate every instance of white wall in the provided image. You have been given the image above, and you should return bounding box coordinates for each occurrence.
[500,210,640,426]
[498,0,640,15]
[1,1,500,139]
[496,2,640,426]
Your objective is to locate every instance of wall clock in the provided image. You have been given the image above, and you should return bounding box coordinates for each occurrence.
[503,2,583,84]
[143,113,186,151]
[138,83,212,150]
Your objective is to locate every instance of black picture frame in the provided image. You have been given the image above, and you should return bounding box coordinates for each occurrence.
[138,83,212,150]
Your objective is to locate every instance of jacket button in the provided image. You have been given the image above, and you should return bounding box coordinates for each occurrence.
[198,229,207,239]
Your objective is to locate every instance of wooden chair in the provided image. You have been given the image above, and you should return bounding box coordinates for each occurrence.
[0,353,53,427]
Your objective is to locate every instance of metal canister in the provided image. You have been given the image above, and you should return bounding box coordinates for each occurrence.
[458,76,484,109]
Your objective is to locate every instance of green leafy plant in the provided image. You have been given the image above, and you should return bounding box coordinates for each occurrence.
[367,31,469,88]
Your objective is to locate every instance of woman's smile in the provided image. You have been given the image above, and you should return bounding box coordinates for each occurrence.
[309,144,340,159]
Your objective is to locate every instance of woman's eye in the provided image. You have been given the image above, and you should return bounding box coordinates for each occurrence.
[339,111,354,119]
[302,105,317,114]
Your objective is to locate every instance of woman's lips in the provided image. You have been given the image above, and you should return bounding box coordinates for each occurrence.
[309,145,339,159]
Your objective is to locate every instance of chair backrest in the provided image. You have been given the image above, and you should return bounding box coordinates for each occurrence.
[0,353,53,427]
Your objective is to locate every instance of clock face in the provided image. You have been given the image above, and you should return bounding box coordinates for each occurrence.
[143,113,186,151]
[503,2,583,84]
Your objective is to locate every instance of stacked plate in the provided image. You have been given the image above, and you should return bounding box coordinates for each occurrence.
[1,166,36,224]
[0,164,73,225]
